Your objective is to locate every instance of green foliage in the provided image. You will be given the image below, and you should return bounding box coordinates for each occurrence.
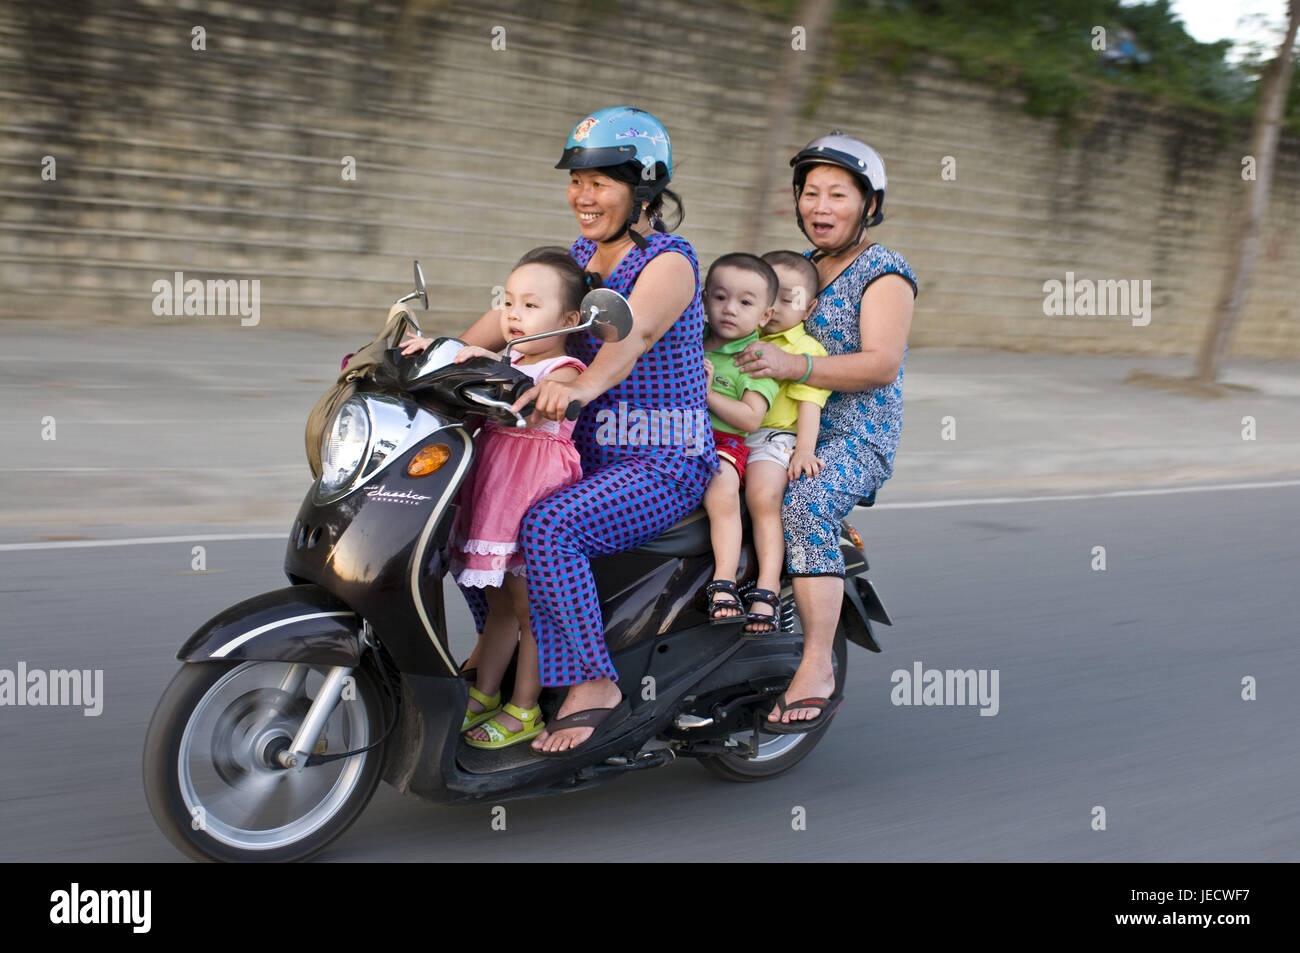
[747,0,1297,135]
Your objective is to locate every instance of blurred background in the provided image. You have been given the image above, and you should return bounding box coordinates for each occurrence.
[2,0,1296,355]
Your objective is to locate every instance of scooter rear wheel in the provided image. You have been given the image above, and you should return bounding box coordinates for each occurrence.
[697,622,847,782]
[143,660,386,862]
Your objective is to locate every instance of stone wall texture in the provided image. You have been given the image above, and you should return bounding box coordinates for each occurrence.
[2,0,1297,356]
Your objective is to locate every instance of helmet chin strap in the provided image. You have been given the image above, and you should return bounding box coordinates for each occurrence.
[807,219,868,263]
[606,199,650,250]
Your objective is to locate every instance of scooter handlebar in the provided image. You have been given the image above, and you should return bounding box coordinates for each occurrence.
[517,399,584,421]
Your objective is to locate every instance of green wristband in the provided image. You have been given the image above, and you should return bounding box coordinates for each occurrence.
[797,354,814,384]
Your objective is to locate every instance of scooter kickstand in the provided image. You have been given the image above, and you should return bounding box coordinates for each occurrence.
[747,711,762,758]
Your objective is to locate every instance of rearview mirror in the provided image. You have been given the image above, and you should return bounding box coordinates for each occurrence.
[502,287,635,361]
[581,288,633,342]
[413,260,429,310]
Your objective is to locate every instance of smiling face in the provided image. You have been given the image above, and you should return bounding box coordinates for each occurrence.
[763,263,819,335]
[704,265,774,342]
[797,164,876,251]
[499,263,579,356]
[567,168,638,243]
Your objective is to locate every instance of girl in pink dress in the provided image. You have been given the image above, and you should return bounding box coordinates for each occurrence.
[447,248,590,749]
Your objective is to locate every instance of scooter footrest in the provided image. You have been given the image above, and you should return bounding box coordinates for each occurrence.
[456,739,543,775]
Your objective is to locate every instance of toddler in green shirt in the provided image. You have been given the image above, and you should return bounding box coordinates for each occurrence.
[701,254,780,624]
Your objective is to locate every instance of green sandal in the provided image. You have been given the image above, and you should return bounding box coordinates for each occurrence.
[461,685,501,732]
[465,703,545,750]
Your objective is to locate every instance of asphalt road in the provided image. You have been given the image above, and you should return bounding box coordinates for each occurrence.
[2,484,1296,862]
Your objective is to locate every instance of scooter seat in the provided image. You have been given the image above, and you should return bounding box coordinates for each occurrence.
[631,508,712,558]
[633,503,753,559]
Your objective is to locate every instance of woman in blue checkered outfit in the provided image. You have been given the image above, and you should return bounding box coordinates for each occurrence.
[735,132,917,732]
[432,107,717,754]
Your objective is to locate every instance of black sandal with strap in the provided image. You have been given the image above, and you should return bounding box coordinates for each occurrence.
[743,588,781,635]
[704,579,745,625]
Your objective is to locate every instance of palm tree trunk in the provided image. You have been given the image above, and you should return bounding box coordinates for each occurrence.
[1195,0,1299,383]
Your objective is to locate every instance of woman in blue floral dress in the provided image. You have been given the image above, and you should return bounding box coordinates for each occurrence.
[736,132,917,731]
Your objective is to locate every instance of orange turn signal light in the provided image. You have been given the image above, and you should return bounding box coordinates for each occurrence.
[407,444,450,477]
[845,525,865,550]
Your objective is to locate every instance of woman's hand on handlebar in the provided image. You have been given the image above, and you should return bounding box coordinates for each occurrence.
[512,378,591,423]
[398,332,432,356]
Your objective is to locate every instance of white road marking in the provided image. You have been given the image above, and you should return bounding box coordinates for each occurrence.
[0,466,302,472]
[0,478,1296,552]
[0,532,283,552]
[867,479,1300,510]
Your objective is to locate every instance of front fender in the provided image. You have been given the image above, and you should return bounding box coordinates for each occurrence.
[178,585,361,666]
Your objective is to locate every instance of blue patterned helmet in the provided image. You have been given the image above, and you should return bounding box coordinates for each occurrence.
[555,106,673,200]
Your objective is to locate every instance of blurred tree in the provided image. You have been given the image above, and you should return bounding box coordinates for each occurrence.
[1195,0,1299,384]
[817,0,1264,127]
[738,0,836,251]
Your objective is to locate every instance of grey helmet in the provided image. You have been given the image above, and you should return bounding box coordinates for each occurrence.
[789,132,887,248]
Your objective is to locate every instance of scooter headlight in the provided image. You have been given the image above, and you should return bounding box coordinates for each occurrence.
[320,397,371,494]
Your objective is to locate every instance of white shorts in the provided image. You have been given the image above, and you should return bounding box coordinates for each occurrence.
[744,428,797,468]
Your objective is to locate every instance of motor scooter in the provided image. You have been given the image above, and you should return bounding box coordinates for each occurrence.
[142,262,893,862]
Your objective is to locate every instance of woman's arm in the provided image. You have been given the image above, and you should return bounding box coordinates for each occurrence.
[734,273,914,390]
[580,251,695,391]
[516,252,696,419]
[460,308,509,350]
[707,389,769,434]
[851,275,913,387]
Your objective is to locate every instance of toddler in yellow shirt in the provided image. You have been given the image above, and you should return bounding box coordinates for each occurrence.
[741,251,832,634]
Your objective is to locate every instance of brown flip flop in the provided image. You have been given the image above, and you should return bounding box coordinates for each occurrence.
[533,698,630,757]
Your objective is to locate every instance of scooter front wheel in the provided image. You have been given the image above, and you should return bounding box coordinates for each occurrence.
[143,659,386,862]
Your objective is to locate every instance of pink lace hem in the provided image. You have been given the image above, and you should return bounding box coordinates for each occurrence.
[459,538,518,556]
[454,565,526,589]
